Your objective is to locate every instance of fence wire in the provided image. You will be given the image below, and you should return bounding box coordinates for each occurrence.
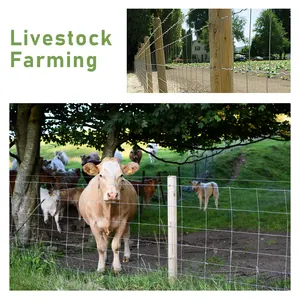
[10,177,291,290]
[131,8,290,93]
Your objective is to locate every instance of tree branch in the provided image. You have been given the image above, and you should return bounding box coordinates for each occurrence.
[136,137,278,165]
[9,152,21,164]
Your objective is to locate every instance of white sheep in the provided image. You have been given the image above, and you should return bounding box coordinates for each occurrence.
[40,188,62,233]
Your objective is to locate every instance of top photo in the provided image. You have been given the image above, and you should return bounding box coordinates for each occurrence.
[127,9,291,93]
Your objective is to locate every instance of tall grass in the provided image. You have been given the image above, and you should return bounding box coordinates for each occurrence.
[11,245,288,291]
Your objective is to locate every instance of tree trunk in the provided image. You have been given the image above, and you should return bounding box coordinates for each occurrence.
[102,128,120,158]
[11,105,44,245]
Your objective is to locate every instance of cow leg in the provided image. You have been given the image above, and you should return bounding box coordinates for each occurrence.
[90,224,107,272]
[198,190,203,210]
[111,220,127,273]
[122,224,130,263]
[214,194,219,209]
[203,189,208,211]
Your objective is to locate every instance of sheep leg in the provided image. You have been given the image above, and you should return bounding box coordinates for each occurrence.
[54,213,61,233]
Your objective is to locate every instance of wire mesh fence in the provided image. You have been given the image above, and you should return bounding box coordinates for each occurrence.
[131,8,291,93]
[10,176,290,290]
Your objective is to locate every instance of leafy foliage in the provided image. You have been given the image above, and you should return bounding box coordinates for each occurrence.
[39,104,291,159]
[187,9,246,50]
[251,10,290,57]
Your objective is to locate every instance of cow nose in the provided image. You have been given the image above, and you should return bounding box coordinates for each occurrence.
[107,192,118,200]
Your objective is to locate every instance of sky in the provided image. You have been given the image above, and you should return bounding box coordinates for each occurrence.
[181,8,264,47]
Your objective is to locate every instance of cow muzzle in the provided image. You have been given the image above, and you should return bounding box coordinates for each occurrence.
[106,192,119,201]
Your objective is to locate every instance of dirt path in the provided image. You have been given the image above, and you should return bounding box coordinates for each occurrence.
[128,67,290,93]
[41,207,290,290]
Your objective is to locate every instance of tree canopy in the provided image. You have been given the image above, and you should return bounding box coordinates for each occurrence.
[251,9,290,57]
[187,9,247,51]
[11,103,289,161]
[127,9,183,70]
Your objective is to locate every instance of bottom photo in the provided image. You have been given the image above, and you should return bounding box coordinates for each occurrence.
[9,103,290,291]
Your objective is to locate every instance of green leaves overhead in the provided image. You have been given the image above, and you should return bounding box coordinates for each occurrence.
[37,103,290,153]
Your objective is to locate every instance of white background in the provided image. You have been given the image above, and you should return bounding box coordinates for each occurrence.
[1,0,298,299]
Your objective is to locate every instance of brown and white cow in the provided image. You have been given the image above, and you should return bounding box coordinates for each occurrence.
[129,178,161,205]
[129,148,142,164]
[78,157,139,273]
[191,180,219,211]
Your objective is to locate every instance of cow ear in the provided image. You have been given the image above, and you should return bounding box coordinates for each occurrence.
[83,163,99,176]
[122,162,139,175]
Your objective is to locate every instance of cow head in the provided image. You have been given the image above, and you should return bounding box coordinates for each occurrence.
[190,180,202,191]
[83,157,139,202]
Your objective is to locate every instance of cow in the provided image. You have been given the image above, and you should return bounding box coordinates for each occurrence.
[129,178,161,205]
[80,152,100,166]
[129,148,143,164]
[191,180,219,211]
[10,166,60,196]
[81,152,101,184]
[53,168,81,189]
[58,187,84,219]
[78,157,139,273]
[145,143,158,163]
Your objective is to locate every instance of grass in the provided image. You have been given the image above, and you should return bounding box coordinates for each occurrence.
[10,245,289,291]
[10,139,291,290]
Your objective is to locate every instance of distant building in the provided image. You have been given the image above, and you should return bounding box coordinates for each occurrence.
[191,40,209,62]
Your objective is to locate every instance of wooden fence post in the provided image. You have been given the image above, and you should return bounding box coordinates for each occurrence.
[168,175,177,284]
[139,42,147,92]
[209,9,233,93]
[153,17,168,93]
[144,36,153,93]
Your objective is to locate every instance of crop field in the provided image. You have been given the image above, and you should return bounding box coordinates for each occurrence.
[130,60,291,93]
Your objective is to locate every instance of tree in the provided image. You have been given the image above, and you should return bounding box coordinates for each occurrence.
[127,9,153,70]
[182,29,192,62]
[273,9,290,52]
[127,9,184,69]
[251,10,290,57]
[10,103,290,244]
[156,9,183,63]
[240,45,249,56]
[42,104,290,156]
[10,104,45,245]
[232,13,247,44]
[187,9,246,50]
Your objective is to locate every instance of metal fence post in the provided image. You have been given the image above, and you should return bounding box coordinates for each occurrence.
[168,175,177,284]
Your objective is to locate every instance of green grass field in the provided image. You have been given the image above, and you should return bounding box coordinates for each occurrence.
[10,139,291,290]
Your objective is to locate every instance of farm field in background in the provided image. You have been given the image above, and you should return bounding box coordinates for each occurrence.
[130,60,291,93]
[167,60,290,78]
[10,139,291,290]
